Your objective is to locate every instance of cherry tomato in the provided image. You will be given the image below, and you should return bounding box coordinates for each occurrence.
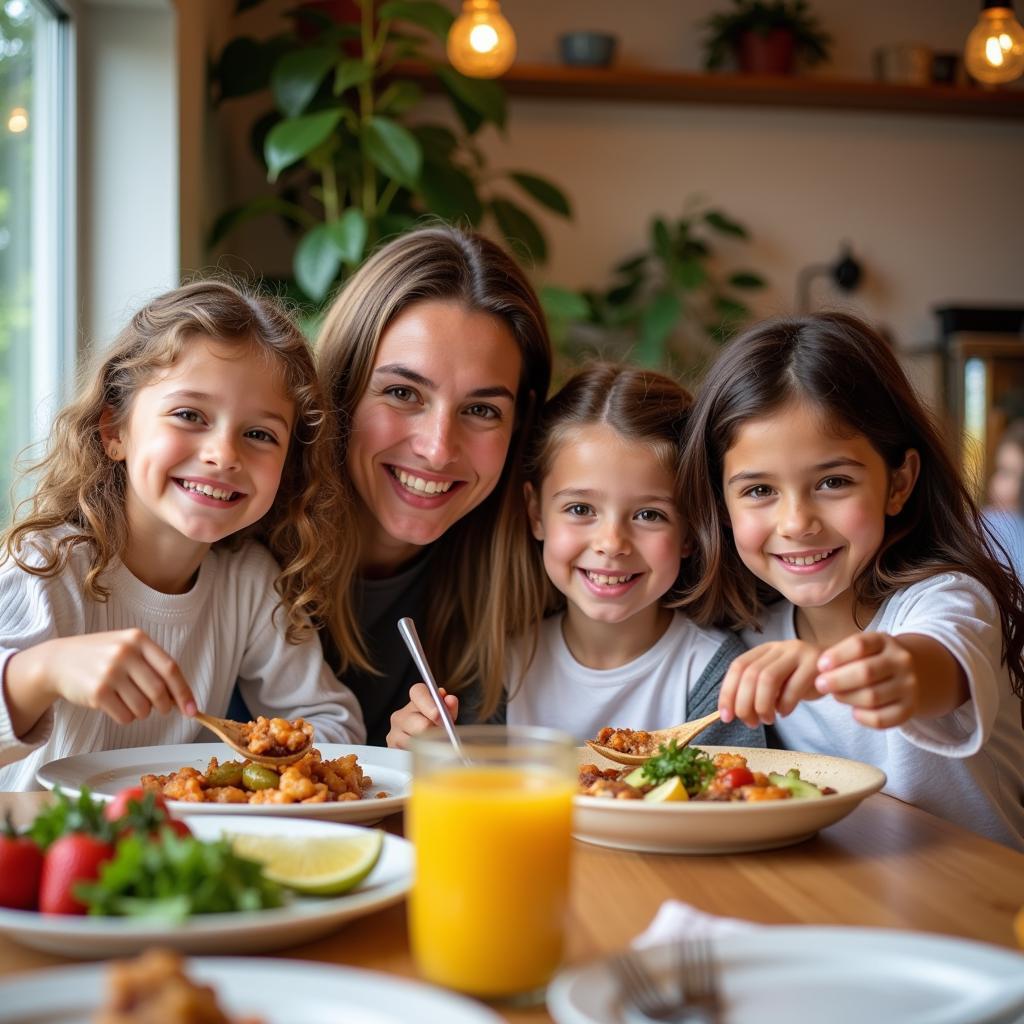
[719,766,755,789]
[38,834,115,915]
[159,818,192,840]
[104,786,167,823]
[0,825,43,910]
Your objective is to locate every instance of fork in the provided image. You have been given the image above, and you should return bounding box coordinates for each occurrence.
[613,938,722,1023]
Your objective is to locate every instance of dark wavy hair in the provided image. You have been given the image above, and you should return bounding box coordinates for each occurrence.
[678,311,1024,700]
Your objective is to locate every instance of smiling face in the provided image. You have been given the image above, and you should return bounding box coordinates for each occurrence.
[103,336,294,588]
[527,423,688,649]
[347,300,523,574]
[721,400,918,637]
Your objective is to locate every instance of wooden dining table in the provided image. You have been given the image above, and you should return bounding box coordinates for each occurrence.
[1,790,1022,1023]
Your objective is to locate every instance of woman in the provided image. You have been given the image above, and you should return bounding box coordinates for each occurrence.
[317,225,552,744]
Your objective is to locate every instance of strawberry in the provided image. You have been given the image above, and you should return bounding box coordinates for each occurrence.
[0,815,44,910]
[105,786,189,841]
[38,833,115,915]
[104,785,168,824]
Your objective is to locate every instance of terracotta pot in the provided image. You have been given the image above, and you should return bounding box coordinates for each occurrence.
[736,28,796,75]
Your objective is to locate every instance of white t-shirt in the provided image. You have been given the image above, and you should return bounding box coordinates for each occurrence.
[743,573,1024,850]
[507,611,760,747]
[0,530,365,791]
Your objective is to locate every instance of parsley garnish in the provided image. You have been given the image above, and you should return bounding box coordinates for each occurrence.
[638,742,717,795]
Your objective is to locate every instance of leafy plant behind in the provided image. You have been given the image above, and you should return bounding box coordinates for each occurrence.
[209,0,571,303]
[702,0,832,71]
[545,200,766,373]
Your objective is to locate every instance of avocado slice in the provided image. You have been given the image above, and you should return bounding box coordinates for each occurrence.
[768,767,823,799]
[623,765,650,787]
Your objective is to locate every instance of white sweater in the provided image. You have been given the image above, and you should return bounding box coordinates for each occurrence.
[744,573,1024,850]
[0,531,365,791]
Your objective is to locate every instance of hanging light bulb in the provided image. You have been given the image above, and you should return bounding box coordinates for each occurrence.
[964,1,1024,84]
[446,0,516,79]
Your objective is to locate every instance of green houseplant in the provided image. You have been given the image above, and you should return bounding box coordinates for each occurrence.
[702,0,831,75]
[543,200,767,375]
[209,0,571,304]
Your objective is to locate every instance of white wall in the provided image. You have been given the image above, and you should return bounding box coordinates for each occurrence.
[205,0,1024,373]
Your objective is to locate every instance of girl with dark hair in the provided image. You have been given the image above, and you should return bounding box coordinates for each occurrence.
[391,362,762,747]
[680,311,1024,848]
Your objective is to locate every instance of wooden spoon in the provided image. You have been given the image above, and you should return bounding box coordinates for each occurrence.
[193,711,312,768]
[585,710,723,766]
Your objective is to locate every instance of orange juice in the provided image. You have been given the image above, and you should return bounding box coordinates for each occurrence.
[408,765,575,998]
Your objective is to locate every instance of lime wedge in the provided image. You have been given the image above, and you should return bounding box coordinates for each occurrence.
[644,777,690,802]
[230,830,384,896]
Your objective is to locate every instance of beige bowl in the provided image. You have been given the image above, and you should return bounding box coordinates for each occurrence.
[574,745,886,854]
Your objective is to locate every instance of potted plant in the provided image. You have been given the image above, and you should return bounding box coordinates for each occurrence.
[208,0,571,305]
[542,199,767,377]
[701,0,831,76]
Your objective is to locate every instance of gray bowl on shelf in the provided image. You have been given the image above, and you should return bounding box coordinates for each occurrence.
[559,31,617,68]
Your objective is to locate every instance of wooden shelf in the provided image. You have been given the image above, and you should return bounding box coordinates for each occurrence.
[396,62,1024,120]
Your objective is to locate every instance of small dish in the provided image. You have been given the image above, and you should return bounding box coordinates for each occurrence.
[559,31,617,68]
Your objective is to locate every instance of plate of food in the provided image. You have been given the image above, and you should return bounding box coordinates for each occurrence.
[548,927,1024,1024]
[37,743,410,823]
[0,948,504,1024]
[574,741,886,854]
[0,813,413,957]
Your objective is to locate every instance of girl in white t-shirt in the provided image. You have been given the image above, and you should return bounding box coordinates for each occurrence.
[679,311,1024,848]
[388,362,761,748]
[0,281,364,789]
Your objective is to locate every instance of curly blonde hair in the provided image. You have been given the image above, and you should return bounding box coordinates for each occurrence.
[3,280,343,643]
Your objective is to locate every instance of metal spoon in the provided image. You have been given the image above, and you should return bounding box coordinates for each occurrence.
[585,710,722,766]
[192,711,312,767]
[397,617,467,760]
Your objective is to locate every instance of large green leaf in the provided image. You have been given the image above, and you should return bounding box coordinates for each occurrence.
[508,172,571,217]
[327,208,369,266]
[714,296,750,319]
[652,218,672,263]
[208,196,311,248]
[379,1,454,39]
[490,197,546,265]
[420,161,483,224]
[264,108,344,181]
[377,80,423,116]
[636,291,682,366]
[672,258,707,290]
[271,47,337,117]
[540,286,590,322]
[435,67,506,129]
[213,37,279,100]
[334,58,372,96]
[704,209,749,238]
[364,116,422,188]
[294,225,344,303]
[412,123,458,161]
[729,271,766,289]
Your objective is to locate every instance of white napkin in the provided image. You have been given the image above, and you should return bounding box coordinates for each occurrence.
[632,899,759,948]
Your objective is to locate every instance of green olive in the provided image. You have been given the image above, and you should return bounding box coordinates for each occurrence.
[206,761,244,787]
[242,763,281,791]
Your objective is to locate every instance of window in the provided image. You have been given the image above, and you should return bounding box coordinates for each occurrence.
[0,0,71,523]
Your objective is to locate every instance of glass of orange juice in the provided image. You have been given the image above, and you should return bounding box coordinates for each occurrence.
[408,725,576,1004]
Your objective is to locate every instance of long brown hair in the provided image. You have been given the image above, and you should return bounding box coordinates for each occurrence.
[316,225,552,717]
[3,280,342,642]
[679,312,1024,699]
[522,359,695,620]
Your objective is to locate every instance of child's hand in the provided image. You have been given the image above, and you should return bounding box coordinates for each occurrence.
[718,639,825,727]
[9,630,196,729]
[386,683,459,750]
[815,632,919,728]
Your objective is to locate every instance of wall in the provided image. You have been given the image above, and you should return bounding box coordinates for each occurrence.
[203,0,1024,394]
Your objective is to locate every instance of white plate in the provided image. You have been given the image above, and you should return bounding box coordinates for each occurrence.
[37,743,410,823]
[0,816,412,957]
[549,927,1024,1024]
[0,956,504,1024]
[574,746,886,854]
